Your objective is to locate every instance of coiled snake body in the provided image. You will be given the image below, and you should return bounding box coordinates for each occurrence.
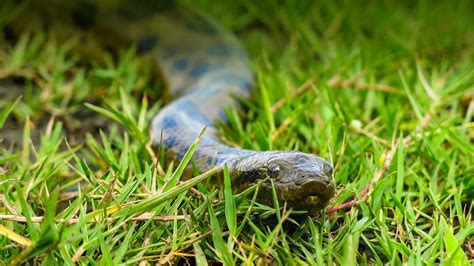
[29,1,336,213]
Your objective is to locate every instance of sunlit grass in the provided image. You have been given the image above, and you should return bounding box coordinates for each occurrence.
[0,0,473,264]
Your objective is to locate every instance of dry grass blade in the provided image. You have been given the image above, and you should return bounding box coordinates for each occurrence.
[328,72,402,94]
[0,224,32,247]
[271,78,314,113]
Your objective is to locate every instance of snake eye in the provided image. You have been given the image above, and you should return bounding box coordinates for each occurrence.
[267,163,280,176]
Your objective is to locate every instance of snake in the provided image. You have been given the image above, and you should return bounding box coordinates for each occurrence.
[15,1,336,214]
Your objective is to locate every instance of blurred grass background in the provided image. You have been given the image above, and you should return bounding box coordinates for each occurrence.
[0,0,473,264]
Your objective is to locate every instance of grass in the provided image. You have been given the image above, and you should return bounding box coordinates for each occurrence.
[0,0,473,264]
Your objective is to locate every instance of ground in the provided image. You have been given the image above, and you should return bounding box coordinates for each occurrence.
[0,0,473,264]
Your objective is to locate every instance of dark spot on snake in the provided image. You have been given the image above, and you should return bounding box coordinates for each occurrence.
[162,116,178,129]
[72,1,98,29]
[178,146,189,159]
[171,58,188,72]
[215,156,226,165]
[206,156,215,166]
[196,152,213,167]
[165,135,178,146]
[189,63,210,78]
[137,36,158,54]
[296,157,308,164]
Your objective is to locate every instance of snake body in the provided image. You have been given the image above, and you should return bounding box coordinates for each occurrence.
[20,1,336,213]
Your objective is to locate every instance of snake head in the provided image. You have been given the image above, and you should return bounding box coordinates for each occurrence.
[227,151,336,214]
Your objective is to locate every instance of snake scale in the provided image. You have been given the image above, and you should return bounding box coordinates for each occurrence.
[20,1,337,214]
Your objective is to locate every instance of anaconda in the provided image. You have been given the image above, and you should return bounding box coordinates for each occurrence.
[13,1,336,214]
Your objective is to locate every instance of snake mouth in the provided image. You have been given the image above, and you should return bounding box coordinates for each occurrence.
[260,178,335,213]
[300,179,335,201]
[283,178,335,212]
[298,179,335,207]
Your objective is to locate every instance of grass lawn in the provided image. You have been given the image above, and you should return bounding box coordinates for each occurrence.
[0,0,473,264]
